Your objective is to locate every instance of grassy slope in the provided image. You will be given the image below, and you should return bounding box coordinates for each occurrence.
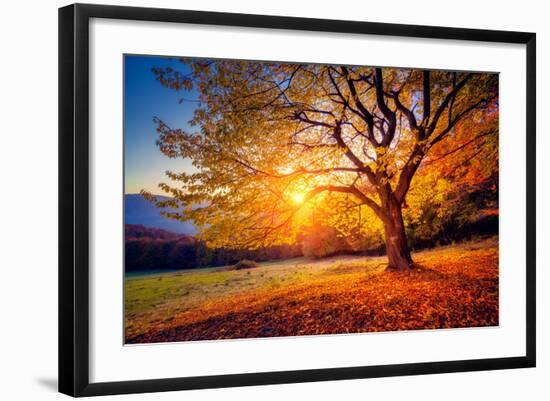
[125,238,498,343]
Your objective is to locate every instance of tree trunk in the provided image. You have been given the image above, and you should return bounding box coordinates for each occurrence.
[383,198,413,270]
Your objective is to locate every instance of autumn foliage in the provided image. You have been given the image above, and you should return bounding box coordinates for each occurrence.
[144,59,498,270]
[125,239,498,343]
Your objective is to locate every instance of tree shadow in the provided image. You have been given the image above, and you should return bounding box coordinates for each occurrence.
[35,377,57,392]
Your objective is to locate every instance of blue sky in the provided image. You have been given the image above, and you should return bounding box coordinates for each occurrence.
[124,55,198,195]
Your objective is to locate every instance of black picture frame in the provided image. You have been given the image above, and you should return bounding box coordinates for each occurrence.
[59,3,536,397]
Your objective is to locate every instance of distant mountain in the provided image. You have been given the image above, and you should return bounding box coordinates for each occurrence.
[125,224,198,272]
[124,194,197,235]
[125,224,195,242]
[124,223,302,272]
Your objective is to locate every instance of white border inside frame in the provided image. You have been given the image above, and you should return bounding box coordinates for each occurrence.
[89,18,526,383]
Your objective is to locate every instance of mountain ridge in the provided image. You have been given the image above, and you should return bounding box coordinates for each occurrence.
[125,193,197,235]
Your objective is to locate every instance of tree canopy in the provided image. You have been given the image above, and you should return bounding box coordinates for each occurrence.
[143,59,498,268]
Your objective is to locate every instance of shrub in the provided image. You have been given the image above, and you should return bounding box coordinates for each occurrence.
[301,225,351,259]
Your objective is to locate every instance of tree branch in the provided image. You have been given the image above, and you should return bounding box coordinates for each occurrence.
[426,73,473,136]
[307,185,384,220]
[339,66,375,126]
[374,68,397,146]
[394,145,425,204]
[229,157,359,178]
[424,129,495,164]
[429,97,490,147]
[293,111,333,128]
[422,70,431,125]
[391,90,418,133]
[332,123,378,185]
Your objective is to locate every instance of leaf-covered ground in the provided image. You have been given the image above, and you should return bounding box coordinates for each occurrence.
[125,238,498,344]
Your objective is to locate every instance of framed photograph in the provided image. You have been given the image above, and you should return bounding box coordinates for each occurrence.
[59,3,536,397]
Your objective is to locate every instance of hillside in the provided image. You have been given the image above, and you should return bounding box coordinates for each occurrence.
[125,224,194,241]
[125,224,197,272]
[125,194,197,234]
[124,224,302,272]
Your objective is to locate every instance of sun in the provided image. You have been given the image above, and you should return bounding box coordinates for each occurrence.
[290,191,306,205]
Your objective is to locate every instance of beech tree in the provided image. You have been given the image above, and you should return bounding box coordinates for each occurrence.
[144,60,498,270]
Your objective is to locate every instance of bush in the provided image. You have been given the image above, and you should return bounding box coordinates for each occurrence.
[233,259,259,270]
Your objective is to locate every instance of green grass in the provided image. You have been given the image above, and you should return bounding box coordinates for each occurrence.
[125,252,384,331]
